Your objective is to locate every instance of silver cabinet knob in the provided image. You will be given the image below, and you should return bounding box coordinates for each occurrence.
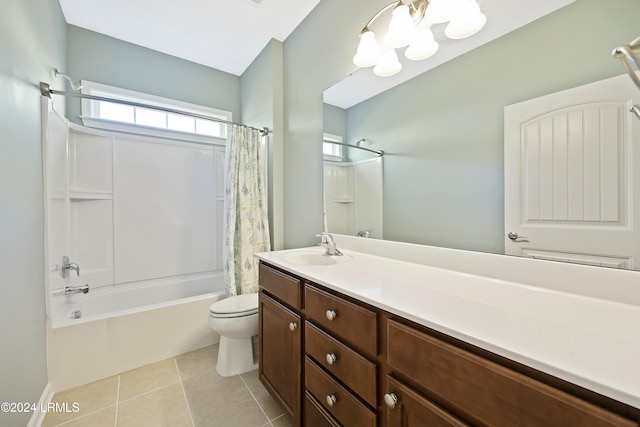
[325,309,337,321]
[326,353,337,365]
[384,393,398,409]
[326,394,337,407]
[288,322,297,332]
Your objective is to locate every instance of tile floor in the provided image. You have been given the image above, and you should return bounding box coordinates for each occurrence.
[42,344,293,427]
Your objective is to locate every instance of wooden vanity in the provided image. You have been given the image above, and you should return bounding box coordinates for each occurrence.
[257,260,640,427]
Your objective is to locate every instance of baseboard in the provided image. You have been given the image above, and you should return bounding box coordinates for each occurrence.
[26,383,54,427]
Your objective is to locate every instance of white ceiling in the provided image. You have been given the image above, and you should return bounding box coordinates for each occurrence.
[324,0,575,108]
[58,0,322,76]
[58,0,575,107]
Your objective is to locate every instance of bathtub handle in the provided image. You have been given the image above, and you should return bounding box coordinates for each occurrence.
[60,256,80,278]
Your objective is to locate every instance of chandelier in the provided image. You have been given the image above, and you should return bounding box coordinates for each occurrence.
[353,0,487,77]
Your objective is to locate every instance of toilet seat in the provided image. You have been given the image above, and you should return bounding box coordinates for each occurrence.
[209,293,258,318]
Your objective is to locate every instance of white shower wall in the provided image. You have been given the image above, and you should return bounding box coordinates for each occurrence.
[323,157,383,238]
[43,100,226,324]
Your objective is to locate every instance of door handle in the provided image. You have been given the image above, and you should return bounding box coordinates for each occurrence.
[507,232,528,242]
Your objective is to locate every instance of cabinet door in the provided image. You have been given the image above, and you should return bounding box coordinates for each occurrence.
[384,376,470,427]
[259,292,302,426]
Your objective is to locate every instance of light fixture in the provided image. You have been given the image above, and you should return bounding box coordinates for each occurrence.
[54,68,83,91]
[353,0,487,77]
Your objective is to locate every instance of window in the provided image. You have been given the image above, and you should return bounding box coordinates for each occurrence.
[323,133,344,161]
[80,81,232,143]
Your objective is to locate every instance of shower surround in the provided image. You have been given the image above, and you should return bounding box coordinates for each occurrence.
[42,98,227,391]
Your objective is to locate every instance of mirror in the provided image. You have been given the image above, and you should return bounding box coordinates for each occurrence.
[322,0,640,270]
[322,132,384,238]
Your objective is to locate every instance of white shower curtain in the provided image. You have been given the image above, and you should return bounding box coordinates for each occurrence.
[224,125,271,296]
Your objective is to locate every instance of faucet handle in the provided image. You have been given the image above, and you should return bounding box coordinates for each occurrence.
[316,233,329,244]
[60,256,80,278]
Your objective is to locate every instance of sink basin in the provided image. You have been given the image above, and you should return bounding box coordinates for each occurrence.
[280,250,338,266]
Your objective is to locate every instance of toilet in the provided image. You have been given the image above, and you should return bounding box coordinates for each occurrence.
[208,293,259,377]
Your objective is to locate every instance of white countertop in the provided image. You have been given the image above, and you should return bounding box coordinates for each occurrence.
[256,238,640,408]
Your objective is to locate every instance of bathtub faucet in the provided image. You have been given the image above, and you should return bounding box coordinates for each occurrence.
[52,285,90,296]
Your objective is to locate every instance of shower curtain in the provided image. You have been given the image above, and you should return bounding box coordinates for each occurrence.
[224,125,271,296]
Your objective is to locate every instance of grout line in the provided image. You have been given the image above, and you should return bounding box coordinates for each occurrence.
[239,373,271,423]
[115,380,182,405]
[174,357,196,427]
[49,404,117,427]
[114,375,120,427]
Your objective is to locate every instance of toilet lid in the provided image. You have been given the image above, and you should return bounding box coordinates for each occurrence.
[209,293,259,317]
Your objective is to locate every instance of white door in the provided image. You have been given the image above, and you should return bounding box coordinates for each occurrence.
[504,74,640,269]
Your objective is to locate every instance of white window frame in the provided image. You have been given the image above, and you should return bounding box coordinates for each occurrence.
[80,80,232,145]
[323,133,344,162]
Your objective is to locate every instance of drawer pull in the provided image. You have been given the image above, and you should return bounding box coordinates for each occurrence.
[326,394,337,407]
[326,353,337,365]
[288,322,298,332]
[384,393,398,409]
[325,309,337,321]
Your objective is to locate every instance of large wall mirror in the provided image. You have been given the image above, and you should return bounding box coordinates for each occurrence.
[322,0,640,270]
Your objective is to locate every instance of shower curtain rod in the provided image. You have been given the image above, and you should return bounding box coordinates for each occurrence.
[324,139,384,157]
[40,82,270,136]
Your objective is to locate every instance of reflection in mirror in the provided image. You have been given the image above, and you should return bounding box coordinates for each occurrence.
[322,0,640,271]
[322,132,383,239]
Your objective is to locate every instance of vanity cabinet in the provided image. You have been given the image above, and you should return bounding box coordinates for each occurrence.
[258,261,640,427]
[303,284,378,426]
[258,263,303,426]
[384,319,638,427]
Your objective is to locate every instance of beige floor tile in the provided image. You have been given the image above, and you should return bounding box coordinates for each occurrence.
[42,376,118,426]
[118,358,180,401]
[241,370,283,421]
[50,405,116,427]
[270,414,294,427]
[183,370,268,427]
[175,344,217,380]
[117,382,192,427]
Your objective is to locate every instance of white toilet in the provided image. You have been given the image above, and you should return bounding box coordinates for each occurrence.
[208,293,259,377]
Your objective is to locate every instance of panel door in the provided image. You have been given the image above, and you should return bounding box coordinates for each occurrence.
[259,292,302,426]
[504,74,640,269]
[384,376,469,427]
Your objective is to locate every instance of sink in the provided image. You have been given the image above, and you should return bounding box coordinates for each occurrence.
[280,250,339,266]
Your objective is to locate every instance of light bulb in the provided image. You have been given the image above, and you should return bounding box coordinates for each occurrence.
[383,4,415,49]
[405,27,439,61]
[353,31,380,67]
[425,0,464,24]
[445,0,487,39]
[373,48,402,77]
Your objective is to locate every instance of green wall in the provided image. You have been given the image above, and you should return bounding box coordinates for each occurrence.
[240,39,285,249]
[288,0,640,253]
[0,0,67,425]
[343,0,640,253]
[66,25,241,125]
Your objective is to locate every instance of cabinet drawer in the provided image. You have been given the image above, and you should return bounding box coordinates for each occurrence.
[305,322,377,406]
[305,357,377,427]
[305,284,377,356]
[387,319,638,427]
[259,263,302,310]
[384,375,470,427]
[304,391,341,427]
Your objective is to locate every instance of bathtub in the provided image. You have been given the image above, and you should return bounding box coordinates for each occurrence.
[46,273,225,392]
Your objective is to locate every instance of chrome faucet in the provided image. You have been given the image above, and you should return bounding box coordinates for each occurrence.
[52,284,90,296]
[60,256,80,278]
[317,233,343,256]
[64,285,90,295]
